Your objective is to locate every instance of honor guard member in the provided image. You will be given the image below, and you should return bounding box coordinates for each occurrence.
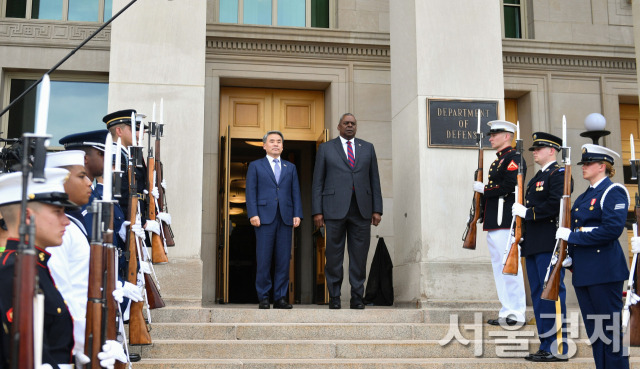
[556,144,630,369]
[473,120,527,326]
[512,132,569,361]
[103,109,161,239]
[0,168,75,368]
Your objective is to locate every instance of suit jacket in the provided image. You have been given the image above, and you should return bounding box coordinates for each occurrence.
[483,146,526,230]
[521,162,568,257]
[567,177,629,287]
[312,137,383,220]
[246,156,303,226]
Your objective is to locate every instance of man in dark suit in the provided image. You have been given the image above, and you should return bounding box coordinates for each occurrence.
[246,130,303,309]
[312,113,383,310]
[512,132,569,362]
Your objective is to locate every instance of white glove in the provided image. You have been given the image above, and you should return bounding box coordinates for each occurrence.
[113,281,143,303]
[152,186,159,199]
[40,365,54,369]
[131,223,145,239]
[97,340,128,368]
[630,292,640,305]
[512,203,527,219]
[473,181,484,194]
[556,227,571,241]
[157,212,172,225]
[74,351,91,366]
[161,179,167,189]
[562,255,573,268]
[632,236,640,254]
[140,261,152,275]
[112,286,124,304]
[143,189,149,195]
[144,220,161,235]
[118,220,131,242]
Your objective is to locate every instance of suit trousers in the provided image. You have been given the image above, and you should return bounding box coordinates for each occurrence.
[486,229,526,321]
[254,208,292,301]
[574,281,629,369]
[525,252,567,354]
[324,193,371,300]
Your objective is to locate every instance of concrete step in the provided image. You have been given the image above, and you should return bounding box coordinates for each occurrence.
[132,339,595,360]
[132,357,640,369]
[147,322,587,341]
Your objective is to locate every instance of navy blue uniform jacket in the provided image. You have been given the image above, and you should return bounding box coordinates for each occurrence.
[567,177,629,287]
[246,157,303,226]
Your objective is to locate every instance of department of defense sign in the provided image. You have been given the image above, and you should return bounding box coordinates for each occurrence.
[427,99,498,148]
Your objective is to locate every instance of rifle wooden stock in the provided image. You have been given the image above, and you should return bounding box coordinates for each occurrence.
[127,166,152,346]
[541,164,572,301]
[10,251,36,369]
[84,234,105,367]
[155,139,175,247]
[462,147,483,250]
[144,273,165,309]
[148,155,168,264]
[502,175,523,275]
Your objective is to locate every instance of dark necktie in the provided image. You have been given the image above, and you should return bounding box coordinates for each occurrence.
[347,141,355,168]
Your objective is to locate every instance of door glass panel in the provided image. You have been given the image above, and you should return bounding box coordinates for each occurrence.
[220,0,239,23]
[244,0,271,25]
[504,5,521,38]
[31,0,63,20]
[311,0,328,28]
[69,0,99,21]
[6,0,27,18]
[277,0,304,27]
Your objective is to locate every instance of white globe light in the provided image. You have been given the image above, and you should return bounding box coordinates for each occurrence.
[584,113,606,131]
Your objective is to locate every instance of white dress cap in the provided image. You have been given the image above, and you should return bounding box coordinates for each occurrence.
[0,168,72,206]
[45,150,85,168]
[487,120,517,134]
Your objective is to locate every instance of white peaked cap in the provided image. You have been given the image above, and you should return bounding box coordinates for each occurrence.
[0,168,75,206]
[487,120,517,134]
[45,150,85,168]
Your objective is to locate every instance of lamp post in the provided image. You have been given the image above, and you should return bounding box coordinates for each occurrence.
[579,112,610,144]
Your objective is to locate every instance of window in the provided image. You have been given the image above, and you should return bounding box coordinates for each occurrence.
[3,76,109,147]
[4,0,113,22]
[503,0,523,39]
[219,0,330,28]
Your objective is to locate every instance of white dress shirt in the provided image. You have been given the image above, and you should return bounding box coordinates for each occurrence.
[339,136,356,160]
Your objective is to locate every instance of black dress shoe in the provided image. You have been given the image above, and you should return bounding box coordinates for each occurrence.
[524,349,546,361]
[487,317,521,326]
[530,350,568,362]
[258,298,270,309]
[329,297,341,309]
[129,353,141,362]
[350,298,365,309]
[273,298,292,309]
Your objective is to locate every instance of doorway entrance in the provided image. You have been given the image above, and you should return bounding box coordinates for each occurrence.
[215,87,328,304]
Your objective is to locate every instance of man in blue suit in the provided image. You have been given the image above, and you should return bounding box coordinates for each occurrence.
[246,130,303,309]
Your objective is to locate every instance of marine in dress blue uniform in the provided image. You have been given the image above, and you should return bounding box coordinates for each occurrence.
[475,120,527,325]
[557,144,630,369]
[512,132,570,361]
[0,168,76,368]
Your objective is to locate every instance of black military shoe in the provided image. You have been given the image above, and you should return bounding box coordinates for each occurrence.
[329,297,341,309]
[350,298,365,310]
[273,298,292,309]
[487,317,521,326]
[129,353,141,362]
[524,349,546,361]
[530,351,568,362]
[258,298,270,309]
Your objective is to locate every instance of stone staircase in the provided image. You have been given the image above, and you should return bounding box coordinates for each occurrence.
[129,300,640,368]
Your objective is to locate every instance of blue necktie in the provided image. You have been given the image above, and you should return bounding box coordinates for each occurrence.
[274,158,281,183]
[347,141,355,168]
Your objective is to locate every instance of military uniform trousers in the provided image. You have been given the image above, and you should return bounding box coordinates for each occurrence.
[486,229,526,321]
[525,252,567,354]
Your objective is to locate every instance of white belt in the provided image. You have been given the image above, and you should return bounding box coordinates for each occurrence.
[575,226,597,232]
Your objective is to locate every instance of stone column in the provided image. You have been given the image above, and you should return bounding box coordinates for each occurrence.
[390,0,505,305]
[108,0,206,301]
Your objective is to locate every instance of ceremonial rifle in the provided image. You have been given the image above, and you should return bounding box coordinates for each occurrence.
[154,116,175,247]
[126,128,152,345]
[462,110,484,250]
[502,123,523,275]
[147,121,168,264]
[10,77,51,369]
[541,116,571,301]
[623,134,640,346]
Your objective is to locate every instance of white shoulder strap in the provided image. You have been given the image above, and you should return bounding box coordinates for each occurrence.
[600,183,630,209]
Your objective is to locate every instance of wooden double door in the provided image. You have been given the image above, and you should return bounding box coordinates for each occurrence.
[216,87,329,304]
